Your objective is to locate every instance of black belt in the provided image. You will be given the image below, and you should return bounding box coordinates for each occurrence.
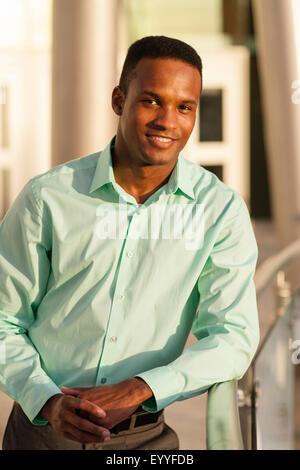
[110,405,164,435]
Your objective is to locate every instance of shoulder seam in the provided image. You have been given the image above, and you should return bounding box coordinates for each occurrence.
[27,180,52,242]
[26,180,43,215]
[28,152,101,203]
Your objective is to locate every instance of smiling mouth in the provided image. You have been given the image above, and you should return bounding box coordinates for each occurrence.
[148,135,173,142]
[145,134,177,147]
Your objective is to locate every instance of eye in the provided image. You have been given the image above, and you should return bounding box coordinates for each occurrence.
[142,99,158,106]
[179,104,192,112]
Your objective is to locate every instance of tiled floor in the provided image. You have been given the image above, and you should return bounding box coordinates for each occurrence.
[0,218,299,450]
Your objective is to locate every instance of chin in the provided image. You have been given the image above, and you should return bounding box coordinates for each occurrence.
[142,154,174,166]
[141,148,178,166]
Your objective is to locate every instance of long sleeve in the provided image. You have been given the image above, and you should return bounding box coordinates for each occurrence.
[137,196,260,412]
[0,182,62,424]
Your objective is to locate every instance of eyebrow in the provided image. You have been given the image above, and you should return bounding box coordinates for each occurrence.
[141,90,198,106]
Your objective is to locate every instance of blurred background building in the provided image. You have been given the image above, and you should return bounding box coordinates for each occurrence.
[0,0,300,450]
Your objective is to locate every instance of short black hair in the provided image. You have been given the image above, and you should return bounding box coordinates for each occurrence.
[119,35,203,95]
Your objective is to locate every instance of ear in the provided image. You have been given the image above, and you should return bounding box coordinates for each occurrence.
[112,86,125,116]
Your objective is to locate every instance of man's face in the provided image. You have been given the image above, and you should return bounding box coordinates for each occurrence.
[112,57,202,167]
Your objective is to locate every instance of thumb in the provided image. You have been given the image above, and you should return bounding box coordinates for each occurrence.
[60,386,82,396]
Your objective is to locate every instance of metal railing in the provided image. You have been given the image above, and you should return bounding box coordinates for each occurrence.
[206,237,300,450]
[206,379,244,450]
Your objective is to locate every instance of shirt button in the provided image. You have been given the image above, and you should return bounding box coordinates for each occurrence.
[127,251,134,258]
[110,336,117,342]
[101,378,107,384]
[119,294,125,300]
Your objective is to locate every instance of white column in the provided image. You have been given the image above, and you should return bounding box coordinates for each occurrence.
[252,0,300,288]
[51,0,119,166]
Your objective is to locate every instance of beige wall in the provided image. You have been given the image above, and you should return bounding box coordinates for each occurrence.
[51,0,119,166]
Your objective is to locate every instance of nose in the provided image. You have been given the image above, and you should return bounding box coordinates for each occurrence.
[152,106,178,130]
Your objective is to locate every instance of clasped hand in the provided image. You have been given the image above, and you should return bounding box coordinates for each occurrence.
[61,378,143,441]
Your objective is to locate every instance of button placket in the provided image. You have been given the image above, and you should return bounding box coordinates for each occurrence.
[129,206,148,240]
[95,214,138,384]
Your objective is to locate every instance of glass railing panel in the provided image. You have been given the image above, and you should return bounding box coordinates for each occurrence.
[254,296,297,449]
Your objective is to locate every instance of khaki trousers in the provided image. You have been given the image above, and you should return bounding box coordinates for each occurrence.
[2,402,179,450]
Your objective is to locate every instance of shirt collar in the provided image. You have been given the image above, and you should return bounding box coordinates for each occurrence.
[89,139,116,193]
[165,152,195,200]
[89,137,195,200]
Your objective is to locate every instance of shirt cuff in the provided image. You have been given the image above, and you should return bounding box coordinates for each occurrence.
[135,365,182,413]
[18,381,63,426]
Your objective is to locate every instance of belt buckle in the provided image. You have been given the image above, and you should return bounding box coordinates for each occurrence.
[135,409,162,427]
[110,417,131,435]
[110,408,163,435]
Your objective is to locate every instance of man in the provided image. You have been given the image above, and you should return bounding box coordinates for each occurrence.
[0,36,259,450]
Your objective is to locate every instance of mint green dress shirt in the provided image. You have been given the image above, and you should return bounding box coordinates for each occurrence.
[0,138,259,425]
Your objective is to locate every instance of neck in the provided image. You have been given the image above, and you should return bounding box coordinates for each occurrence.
[111,135,177,204]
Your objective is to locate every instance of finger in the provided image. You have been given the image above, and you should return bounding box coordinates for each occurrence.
[62,386,93,391]
[61,386,81,396]
[63,422,110,444]
[77,409,106,426]
[66,410,110,439]
[61,386,93,394]
[63,431,81,443]
[68,396,106,419]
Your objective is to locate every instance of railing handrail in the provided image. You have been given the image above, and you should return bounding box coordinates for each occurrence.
[254,238,300,296]
[206,379,244,450]
[206,238,300,450]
